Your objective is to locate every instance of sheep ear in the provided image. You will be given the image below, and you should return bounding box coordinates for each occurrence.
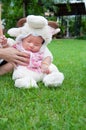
[48,21,59,29]
[49,26,60,36]
[48,21,60,35]
[17,18,26,27]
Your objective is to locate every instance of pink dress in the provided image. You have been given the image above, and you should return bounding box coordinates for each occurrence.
[13,42,44,73]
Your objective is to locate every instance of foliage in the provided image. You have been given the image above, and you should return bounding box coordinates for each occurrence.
[81,16,86,35]
[0,0,86,36]
[75,35,86,40]
[1,0,42,30]
[0,39,86,130]
[69,16,86,37]
[1,0,24,30]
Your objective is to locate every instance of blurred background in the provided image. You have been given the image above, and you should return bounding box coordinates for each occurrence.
[0,0,86,39]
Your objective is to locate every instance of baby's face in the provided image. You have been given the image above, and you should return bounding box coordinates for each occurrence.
[22,35,44,52]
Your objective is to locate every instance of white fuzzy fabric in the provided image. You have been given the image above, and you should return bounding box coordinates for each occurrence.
[12,64,64,88]
[7,15,60,45]
[27,15,48,29]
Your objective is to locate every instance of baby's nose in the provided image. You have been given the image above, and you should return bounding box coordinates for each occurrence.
[29,43,34,47]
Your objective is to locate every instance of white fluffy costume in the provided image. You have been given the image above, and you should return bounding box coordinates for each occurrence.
[8,15,64,88]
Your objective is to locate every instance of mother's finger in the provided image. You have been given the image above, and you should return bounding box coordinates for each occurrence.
[14,56,29,66]
[17,51,30,58]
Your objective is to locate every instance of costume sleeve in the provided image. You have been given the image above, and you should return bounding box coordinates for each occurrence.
[43,47,53,61]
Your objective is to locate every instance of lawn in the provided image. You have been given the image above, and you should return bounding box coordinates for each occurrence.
[0,39,86,130]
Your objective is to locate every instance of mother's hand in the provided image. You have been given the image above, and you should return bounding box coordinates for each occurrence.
[0,47,30,66]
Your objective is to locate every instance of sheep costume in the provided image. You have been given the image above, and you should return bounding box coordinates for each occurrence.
[8,15,64,88]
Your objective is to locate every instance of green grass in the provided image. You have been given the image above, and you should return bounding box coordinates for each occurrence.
[0,39,86,130]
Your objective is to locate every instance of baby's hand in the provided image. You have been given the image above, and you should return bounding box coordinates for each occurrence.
[41,63,50,74]
[0,35,8,48]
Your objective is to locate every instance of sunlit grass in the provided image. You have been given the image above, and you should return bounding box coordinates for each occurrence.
[0,39,86,130]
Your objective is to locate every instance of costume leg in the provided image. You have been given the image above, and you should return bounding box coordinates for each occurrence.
[12,66,38,88]
[14,77,38,88]
[43,64,64,87]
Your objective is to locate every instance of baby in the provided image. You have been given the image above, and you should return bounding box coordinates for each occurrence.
[0,33,64,88]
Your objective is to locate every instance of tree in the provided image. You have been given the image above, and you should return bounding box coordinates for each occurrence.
[1,0,44,31]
